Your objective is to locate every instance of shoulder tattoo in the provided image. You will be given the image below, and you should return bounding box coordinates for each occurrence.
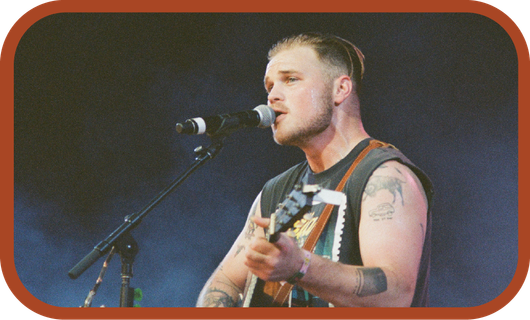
[363,175,405,205]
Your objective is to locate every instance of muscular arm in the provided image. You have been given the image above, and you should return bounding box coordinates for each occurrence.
[246,161,428,307]
[196,194,264,307]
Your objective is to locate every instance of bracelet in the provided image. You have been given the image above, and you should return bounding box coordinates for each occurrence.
[287,249,311,284]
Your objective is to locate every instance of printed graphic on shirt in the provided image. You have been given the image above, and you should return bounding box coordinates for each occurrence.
[291,212,318,247]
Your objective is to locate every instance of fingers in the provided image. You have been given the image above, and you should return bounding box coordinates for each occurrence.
[245,216,305,282]
[247,230,295,255]
[244,247,267,267]
[244,238,278,279]
[244,232,303,282]
[273,232,298,251]
[252,216,270,228]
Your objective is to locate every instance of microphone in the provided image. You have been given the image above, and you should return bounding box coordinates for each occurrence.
[176,105,276,135]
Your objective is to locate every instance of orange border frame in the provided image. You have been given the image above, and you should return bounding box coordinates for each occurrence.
[1,0,528,319]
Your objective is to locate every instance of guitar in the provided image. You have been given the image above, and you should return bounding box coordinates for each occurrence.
[241,182,321,307]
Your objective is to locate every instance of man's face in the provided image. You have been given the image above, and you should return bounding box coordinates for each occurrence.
[264,46,334,147]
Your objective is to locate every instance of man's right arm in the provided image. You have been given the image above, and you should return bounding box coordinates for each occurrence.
[196,193,264,307]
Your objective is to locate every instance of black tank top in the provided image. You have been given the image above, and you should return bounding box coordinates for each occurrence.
[260,138,434,307]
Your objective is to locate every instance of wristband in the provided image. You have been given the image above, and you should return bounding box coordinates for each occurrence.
[287,249,311,284]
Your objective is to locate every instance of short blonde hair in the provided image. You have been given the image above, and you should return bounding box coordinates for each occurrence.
[268,32,365,91]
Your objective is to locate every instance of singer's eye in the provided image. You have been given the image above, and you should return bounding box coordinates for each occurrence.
[287,77,298,83]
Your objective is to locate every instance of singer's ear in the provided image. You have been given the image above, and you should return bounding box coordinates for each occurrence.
[333,75,353,106]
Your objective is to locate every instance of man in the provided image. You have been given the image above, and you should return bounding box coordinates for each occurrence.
[196,33,433,307]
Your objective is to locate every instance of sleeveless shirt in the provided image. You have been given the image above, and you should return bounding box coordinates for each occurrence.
[259,138,434,307]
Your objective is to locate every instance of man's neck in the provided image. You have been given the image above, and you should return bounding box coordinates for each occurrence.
[300,126,370,174]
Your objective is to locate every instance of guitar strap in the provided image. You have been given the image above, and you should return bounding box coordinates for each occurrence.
[271,139,393,307]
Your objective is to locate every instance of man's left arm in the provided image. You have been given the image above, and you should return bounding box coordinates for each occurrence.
[247,160,428,307]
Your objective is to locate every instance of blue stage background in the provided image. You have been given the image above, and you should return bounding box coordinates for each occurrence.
[13,13,518,308]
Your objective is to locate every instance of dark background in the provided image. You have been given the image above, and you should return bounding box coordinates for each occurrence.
[14,13,518,308]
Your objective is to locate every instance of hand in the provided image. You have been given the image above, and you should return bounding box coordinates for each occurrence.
[244,216,305,282]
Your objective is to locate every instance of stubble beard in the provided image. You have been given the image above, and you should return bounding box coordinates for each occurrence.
[273,90,334,148]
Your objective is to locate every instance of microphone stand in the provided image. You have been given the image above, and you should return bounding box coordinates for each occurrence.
[116,232,138,307]
[69,135,226,306]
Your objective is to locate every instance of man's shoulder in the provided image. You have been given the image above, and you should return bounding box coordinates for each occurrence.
[357,144,433,199]
[264,161,308,190]
[260,161,309,217]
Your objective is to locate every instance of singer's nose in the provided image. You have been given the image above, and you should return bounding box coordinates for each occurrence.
[267,84,284,105]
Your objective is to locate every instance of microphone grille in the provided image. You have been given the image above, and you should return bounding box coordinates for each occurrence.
[254,105,276,128]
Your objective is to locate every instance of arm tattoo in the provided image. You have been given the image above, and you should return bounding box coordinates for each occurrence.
[201,287,239,307]
[235,245,245,256]
[234,218,257,257]
[353,267,388,297]
[368,202,395,221]
[244,218,257,240]
[363,175,405,205]
[379,164,403,175]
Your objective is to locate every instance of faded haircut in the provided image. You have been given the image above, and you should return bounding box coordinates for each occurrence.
[268,32,365,92]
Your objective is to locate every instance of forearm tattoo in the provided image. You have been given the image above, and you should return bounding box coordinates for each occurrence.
[353,267,388,297]
[201,287,239,307]
[234,213,257,257]
[244,218,257,240]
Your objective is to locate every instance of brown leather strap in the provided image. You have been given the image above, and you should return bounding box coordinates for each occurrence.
[271,139,391,306]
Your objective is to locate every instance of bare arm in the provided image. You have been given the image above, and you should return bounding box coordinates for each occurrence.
[246,161,428,307]
[196,193,264,307]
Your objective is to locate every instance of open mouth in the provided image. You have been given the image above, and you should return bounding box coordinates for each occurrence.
[274,110,286,124]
